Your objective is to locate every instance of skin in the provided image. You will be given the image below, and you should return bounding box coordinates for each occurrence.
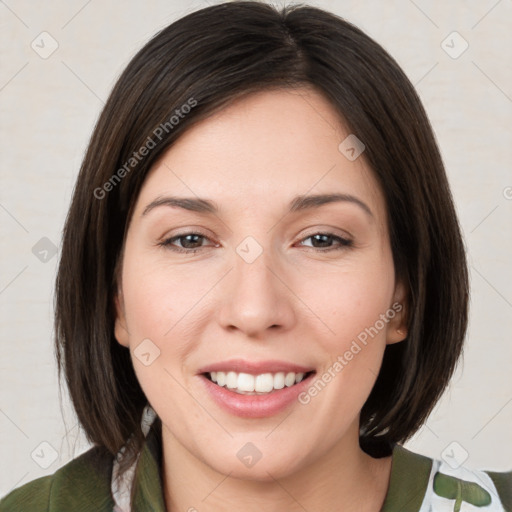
[114,87,408,512]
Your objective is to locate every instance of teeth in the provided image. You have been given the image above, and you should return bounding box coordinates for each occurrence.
[273,372,285,390]
[255,373,274,392]
[226,371,238,389]
[285,372,296,387]
[207,371,308,394]
[238,372,255,392]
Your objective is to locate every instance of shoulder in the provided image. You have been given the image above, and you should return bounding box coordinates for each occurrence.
[385,444,512,512]
[0,445,115,512]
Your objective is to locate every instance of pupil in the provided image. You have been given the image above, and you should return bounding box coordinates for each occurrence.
[313,234,331,247]
[182,234,201,248]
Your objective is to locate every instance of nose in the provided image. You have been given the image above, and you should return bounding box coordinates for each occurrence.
[217,244,296,338]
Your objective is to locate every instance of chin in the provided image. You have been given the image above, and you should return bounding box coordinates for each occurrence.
[203,443,305,482]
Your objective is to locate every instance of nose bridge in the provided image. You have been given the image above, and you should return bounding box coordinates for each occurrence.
[217,234,294,336]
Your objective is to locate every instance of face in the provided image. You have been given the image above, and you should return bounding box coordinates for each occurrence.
[114,87,407,481]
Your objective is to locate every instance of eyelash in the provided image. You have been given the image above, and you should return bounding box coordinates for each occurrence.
[157,231,353,254]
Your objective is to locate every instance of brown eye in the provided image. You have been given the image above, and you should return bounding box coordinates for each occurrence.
[298,233,353,251]
[159,232,214,253]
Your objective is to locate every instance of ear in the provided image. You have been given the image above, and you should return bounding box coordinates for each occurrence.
[114,289,130,348]
[386,281,408,345]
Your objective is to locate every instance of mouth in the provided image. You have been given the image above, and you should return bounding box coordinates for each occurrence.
[197,360,317,418]
[202,370,316,395]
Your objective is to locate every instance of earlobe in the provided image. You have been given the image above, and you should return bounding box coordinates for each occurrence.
[386,282,408,345]
[114,292,130,348]
[387,325,407,345]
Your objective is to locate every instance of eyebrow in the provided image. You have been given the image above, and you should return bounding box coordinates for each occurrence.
[141,193,373,218]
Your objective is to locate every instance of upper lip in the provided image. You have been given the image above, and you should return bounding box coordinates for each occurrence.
[197,359,316,376]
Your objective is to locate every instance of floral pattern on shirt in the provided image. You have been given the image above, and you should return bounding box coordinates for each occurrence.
[418,459,507,511]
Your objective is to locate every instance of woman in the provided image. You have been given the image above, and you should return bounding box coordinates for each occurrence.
[1,1,510,511]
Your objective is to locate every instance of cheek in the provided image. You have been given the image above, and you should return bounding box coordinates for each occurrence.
[119,251,214,403]
[293,274,393,438]
[121,252,203,340]
[299,260,395,347]
[295,255,395,411]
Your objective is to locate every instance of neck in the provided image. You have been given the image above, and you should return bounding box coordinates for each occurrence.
[161,421,392,512]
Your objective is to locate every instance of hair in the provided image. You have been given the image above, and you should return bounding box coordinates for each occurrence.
[55,0,469,474]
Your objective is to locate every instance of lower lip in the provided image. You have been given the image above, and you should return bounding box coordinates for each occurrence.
[198,373,315,418]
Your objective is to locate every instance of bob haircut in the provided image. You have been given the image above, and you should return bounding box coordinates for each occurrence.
[55,0,469,473]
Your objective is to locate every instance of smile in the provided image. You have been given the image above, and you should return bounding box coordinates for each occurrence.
[205,371,315,395]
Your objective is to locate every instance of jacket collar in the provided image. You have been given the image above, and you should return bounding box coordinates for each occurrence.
[380,443,432,511]
[130,419,166,512]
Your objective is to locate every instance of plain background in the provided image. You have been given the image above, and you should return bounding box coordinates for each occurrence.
[1,0,511,497]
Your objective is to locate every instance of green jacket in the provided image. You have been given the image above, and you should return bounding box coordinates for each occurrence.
[1,424,511,511]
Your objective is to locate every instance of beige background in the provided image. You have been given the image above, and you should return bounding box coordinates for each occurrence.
[1,0,511,497]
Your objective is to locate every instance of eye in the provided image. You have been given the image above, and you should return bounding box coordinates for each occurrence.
[158,232,216,253]
[297,232,353,252]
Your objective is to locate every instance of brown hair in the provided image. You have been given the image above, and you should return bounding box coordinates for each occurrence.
[55,0,469,473]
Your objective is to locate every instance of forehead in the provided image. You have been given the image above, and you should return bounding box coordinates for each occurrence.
[135,88,386,223]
